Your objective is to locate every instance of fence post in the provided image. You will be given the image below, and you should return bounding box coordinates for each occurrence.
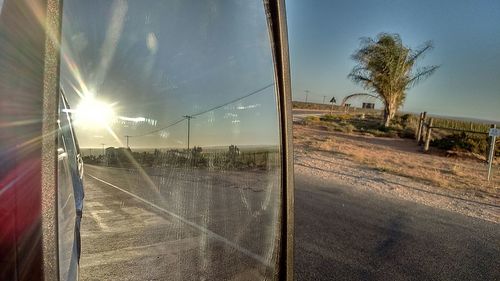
[416,112,424,141]
[487,124,497,181]
[424,118,433,152]
[419,112,427,144]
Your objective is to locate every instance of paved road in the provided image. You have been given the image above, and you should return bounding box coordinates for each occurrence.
[80,165,280,281]
[294,172,500,281]
[79,164,500,280]
[292,109,332,115]
[292,109,330,122]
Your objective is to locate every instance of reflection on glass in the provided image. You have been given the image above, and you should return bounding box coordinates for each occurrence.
[57,96,81,281]
[59,0,281,280]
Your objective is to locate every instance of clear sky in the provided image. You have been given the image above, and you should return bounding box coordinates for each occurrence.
[61,0,280,148]
[287,0,500,122]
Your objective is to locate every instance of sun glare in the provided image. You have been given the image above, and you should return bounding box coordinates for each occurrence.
[75,94,115,127]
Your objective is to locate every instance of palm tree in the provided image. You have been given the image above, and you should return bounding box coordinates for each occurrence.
[347,33,439,127]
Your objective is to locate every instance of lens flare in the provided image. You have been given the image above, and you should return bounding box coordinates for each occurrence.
[74,93,115,127]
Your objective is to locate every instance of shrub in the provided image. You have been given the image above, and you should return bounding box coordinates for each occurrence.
[400,113,411,124]
[398,127,415,139]
[377,125,390,132]
[320,114,337,121]
[430,132,499,155]
[304,116,320,125]
[342,124,356,133]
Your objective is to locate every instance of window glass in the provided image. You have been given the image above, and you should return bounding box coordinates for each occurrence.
[57,97,79,281]
[59,1,281,280]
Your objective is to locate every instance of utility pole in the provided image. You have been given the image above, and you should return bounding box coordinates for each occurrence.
[125,135,130,148]
[183,115,195,150]
[323,95,327,104]
[100,143,106,165]
[304,90,310,103]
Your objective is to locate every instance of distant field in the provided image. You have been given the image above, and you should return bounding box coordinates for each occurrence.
[293,101,378,114]
[81,145,280,157]
[82,144,281,171]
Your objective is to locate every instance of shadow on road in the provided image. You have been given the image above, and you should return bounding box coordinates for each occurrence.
[294,172,500,281]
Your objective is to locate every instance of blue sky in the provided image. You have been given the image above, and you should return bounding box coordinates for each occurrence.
[61,0,280,148]
[287,0,500,122]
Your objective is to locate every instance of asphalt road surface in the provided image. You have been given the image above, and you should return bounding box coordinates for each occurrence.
[79,164,499,280]
[294,172,500,281]
[292,109,329,122]
[292,109,332,115]
[80,165,280,281]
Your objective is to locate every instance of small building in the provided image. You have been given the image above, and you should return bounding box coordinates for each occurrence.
[362,102,375,109]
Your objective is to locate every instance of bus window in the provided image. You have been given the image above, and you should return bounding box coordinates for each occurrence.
[58,0,290,280]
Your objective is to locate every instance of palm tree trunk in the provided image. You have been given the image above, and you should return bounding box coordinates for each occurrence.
[382,104,396,127]
[383,110,390,127]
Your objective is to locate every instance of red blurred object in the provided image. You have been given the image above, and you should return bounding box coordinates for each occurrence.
[0,0,46,280]
[0,158,43,280]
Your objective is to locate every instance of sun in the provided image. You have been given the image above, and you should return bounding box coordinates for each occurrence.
[74,93,115,128]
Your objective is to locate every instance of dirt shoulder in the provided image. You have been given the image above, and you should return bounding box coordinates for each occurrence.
[293,123,500,223]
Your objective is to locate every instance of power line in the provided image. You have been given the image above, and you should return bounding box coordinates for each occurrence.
[129,118,186,138]
[129,82,274,138]
[190,82,274,117]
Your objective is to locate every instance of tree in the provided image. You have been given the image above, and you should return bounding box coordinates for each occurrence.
[190,146,206,167]
[227,145,240,168]
[347,33,439,127]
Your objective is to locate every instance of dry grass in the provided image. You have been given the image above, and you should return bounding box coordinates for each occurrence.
[294,122,499,197]
[313,137,452,187]
[348,150,450,187]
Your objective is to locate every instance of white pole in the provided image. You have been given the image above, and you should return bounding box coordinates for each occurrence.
[487,124,497,181]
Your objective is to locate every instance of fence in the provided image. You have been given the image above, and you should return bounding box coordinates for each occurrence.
[415,112,497,181]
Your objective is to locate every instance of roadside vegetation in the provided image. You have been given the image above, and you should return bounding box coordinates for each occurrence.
[82,145,279,170]
[303,113,417,138]
[301,112,499,158]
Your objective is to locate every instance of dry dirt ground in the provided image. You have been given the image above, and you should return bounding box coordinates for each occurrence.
[293,123,500,223]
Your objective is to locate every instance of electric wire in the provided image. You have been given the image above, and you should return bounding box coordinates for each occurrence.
[128,82,274,138]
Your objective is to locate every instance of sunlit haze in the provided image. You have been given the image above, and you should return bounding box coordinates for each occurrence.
[73,93,116,128]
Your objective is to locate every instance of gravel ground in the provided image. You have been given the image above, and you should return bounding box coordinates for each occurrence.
[293,124,500,223]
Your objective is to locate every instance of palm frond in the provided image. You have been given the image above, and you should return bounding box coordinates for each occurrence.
[408,65,439,88]
[410,41,433,62]
[341,93,383,106]
[348,66,373,86]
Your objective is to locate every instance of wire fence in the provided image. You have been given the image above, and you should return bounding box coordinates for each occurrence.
[415,112,498,181]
